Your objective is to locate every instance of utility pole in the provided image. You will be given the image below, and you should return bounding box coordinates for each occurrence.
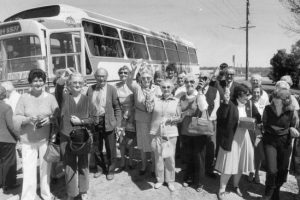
[246,0,249,80]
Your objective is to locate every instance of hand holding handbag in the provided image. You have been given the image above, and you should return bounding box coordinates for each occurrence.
[187,110,214,136]
[69,126,92,155]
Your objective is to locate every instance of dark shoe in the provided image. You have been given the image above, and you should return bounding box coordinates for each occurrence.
[206,172,218,179]
[106,173,114,181]
[128,165,134,170]
[3,183,20,191]
[117,166,126,173]
[94,170,103,178]
[233,187,243,197]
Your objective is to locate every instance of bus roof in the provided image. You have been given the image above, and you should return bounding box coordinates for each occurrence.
[4,4,196,48]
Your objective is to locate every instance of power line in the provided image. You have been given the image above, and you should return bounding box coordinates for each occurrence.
[222,0,244,24]
[201,0,241,26]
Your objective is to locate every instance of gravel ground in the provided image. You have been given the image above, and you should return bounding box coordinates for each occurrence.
[1,159,299,200]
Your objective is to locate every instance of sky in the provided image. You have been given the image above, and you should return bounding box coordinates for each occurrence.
[0,0,298,68]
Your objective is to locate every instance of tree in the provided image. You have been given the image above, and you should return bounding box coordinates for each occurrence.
[270,49,299,86]
[280,0,300,33]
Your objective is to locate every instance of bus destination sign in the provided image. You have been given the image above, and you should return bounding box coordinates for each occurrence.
[0,23,21,36]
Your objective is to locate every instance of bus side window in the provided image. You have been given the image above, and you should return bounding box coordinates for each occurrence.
[52,57,65,72]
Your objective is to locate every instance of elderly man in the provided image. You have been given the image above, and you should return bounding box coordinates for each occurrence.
[197,71,220,178]
[87,68,122,181]
[1,81,21,112]
[222,67,239,101]
[250,74,269,105]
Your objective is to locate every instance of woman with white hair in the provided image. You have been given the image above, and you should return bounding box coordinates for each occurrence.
[55,72,96,200]
[127,60,161,175]
[275,80,299,111]
[147,79,181,191]
[179,74,210,192]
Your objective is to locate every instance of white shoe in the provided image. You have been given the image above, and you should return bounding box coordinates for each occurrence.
[168,183,176,192]
[81,193,88,200]
[154,182,163,189]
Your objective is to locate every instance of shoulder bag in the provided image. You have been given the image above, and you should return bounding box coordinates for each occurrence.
[44,124,61,163]
[187,109,214,136]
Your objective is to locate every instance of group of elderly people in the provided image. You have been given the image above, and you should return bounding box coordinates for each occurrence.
[0,60,300,200]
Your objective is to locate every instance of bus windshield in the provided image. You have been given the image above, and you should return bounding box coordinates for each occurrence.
[0,35,43,80]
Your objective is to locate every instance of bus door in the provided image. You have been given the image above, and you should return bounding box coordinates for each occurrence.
[46,28,85,77]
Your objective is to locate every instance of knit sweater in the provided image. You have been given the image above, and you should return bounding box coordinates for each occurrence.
[15,92,59,143]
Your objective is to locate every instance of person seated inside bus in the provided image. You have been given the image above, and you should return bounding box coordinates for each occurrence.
[52,57,66,72]
[86,35,100,56]
[6,45,19,59]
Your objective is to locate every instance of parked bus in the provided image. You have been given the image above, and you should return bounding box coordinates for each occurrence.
[0,4,199,92]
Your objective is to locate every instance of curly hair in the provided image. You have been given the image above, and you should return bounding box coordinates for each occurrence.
[272,88,293,110]
[118,65,130,74]
[28,68,46,84]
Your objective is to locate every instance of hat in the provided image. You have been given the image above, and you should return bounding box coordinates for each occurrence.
[280,75,293,86]
[0,86,6,100]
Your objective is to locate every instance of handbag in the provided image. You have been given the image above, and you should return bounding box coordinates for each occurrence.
[69,126,92,155]
[161,139,173,158]
[44,133,61,163]
[186,110,214,136]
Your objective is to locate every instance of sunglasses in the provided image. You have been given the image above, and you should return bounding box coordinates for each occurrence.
[161,86,172,89]
[185,80,195,84]
[119,71,128,75]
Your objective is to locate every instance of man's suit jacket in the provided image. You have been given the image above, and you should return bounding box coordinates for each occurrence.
[87,84,122,132]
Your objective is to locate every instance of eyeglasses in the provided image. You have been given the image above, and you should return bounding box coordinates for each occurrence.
[119,71,128,75]
[72,81,84,85]
[185,80,195,84]
[141,77,152,80]
[161,86,171,89]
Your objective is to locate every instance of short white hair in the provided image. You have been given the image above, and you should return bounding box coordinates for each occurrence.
[251,74,262,81]
[275,80,290,90]
[1,81,15,92]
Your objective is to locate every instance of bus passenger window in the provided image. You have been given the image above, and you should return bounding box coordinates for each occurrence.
[52,57,66,72]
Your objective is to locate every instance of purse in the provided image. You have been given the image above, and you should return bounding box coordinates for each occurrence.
[161,139,173,158]
[186,110,214,136]
[69,127,92,155]
[44,133,61,163]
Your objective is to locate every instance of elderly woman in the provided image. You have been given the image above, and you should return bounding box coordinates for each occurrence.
[0,86,20,191]
[179,74,210,191]
[15,69,59,200]
[115,65,136,170]
[147,79,181,191]
[249,85,268,184]
[127,60,161,175]
[55,72,95,200]
[215,83,261,200]
[261,89,299,200]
